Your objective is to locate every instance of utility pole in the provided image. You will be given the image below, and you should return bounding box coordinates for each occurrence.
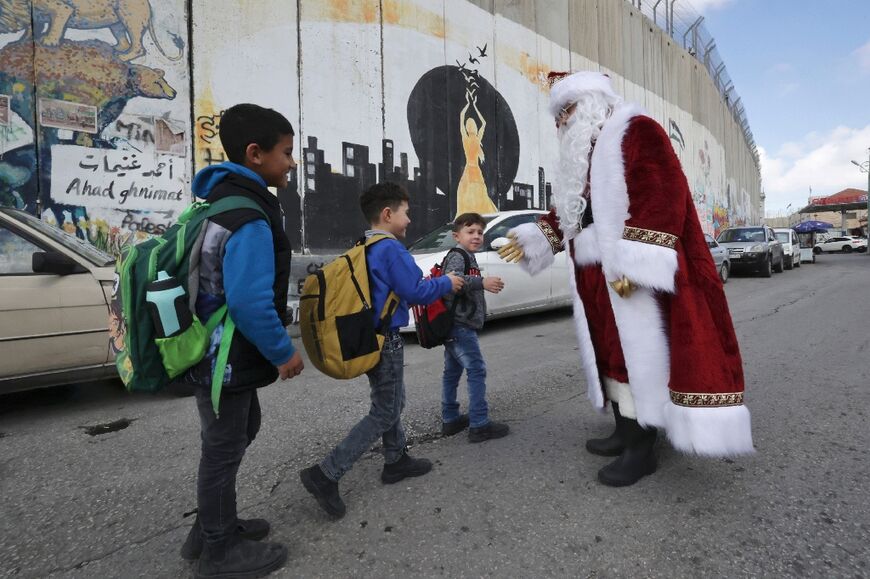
[850,147,870,247]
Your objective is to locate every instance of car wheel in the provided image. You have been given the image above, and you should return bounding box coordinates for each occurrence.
[719,262,729,284]
[813,246,822,254]
[760,256,772,278]
[774,254,784,273]
[843,245,852,253]
[785,256,793,270]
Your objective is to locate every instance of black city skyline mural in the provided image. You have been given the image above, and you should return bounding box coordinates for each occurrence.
[294,64,551,253]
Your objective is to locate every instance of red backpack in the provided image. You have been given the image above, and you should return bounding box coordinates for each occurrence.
[412,248,477,349]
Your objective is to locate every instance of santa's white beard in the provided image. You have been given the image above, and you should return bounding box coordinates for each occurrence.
[553,96,610,240]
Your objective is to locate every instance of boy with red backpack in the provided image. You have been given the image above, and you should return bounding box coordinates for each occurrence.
[440,213,510,442]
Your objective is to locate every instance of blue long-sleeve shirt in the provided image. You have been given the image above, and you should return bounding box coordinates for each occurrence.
[365,230,453,329]
[192,161,295,368]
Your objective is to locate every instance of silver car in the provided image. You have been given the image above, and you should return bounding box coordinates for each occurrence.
[716,226,784,278]
[704,234,730,283]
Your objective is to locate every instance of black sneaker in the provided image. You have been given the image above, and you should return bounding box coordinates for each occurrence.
[441,414,470,436]
[299,465,346,518]
[181,515,271,560]
[195,536,287,579]
[381,452,433,484]
[468,421,510,443]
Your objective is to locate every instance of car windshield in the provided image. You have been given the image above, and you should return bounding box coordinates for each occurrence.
[775,232,791,243]
[718,228,764,243]
[2,209,115,266]
[408,216,496,253]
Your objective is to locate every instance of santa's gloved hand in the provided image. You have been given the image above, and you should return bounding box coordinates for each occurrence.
[609,276,637,298]
[497,233,524,263]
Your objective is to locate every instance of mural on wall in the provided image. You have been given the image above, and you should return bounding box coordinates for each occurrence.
[300,56,537,253]
[0,0,189,255]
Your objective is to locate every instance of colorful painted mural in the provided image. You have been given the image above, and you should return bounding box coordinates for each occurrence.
[0,0,189,256]
[3,0,760,258]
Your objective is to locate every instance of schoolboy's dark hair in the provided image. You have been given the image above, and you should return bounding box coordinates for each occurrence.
[360,182,410,224]
[219,103,294,164]
[453,212,486,232]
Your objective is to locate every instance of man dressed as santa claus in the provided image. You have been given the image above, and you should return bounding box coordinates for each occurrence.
[499,71,753,487]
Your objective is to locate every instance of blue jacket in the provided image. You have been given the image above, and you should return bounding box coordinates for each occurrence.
[191,162,295,368]
[365,230,453,329]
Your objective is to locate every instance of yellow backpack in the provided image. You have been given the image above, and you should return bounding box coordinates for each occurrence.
[299,234,400,379]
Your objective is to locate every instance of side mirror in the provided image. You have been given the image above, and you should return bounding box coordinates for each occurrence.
[32,251,86,275]
[489,236,510,250]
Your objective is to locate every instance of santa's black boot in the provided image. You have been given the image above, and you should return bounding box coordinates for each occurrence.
[597,418,657,487]
[585,403,626,457]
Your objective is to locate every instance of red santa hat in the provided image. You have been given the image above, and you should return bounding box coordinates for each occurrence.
[547,71,620,117]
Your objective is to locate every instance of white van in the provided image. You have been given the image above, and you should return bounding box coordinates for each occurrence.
[773,228,801,270]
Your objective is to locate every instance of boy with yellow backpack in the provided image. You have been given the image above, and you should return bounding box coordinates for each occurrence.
[299,182,463,518]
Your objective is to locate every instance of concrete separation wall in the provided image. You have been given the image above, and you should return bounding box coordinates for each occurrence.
[1,0,761,329]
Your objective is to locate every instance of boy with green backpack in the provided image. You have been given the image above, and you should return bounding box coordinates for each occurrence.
[181,104,302,578]
[112,103,302,578]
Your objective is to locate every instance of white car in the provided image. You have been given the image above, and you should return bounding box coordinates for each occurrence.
[402,211,572,332]
[813,236,867,254]
[773,228,801,270]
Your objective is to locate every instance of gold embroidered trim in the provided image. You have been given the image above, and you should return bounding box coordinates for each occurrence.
[670,391,744,407]
[537,221,562,255]
[623,226,678,249]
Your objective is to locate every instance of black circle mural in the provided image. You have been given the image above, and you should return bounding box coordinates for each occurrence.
[407,65,519,216]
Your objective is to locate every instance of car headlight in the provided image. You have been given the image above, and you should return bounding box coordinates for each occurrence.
[747,244,765,253]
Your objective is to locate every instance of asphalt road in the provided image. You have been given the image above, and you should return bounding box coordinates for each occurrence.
[1,254,868,578]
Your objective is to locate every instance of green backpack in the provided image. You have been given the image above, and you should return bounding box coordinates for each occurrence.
[111,196,267,414]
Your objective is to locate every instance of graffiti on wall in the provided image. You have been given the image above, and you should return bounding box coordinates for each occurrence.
[0,0,189,254]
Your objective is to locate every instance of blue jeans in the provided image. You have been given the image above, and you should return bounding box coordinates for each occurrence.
[320,331,407,481]
[442,324,489,428]
[195,388,261,546]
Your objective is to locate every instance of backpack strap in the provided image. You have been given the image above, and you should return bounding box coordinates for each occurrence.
[205,195,269,224]
[443,247,476,318]
[362,234,400,334]
[200,196,268,416]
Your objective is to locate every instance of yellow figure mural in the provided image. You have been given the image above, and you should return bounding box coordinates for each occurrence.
[456,90,497,216]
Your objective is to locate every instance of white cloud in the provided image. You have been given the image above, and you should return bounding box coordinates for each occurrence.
[686,0,735,14]
[854,39,870,73]
[760,124,870,215]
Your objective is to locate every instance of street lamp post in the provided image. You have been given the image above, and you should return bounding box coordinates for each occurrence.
[850,147,870,248]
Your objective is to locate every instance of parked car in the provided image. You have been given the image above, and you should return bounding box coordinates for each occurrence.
[813,236,867,254]
[0,208,118,394]
[773,228,801,269]
[704,234,730,283]
[716,225,784,278]
[401,211,572,332]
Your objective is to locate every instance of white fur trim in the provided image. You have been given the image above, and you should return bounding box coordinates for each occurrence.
[606,285,670,429]
[571,225,601,267]
[583,103,671,428]
[664,403,755,457]
[510,222,555,276]
[568,266,604,410]
[604,378,636,418]
[607,238,678,294]
[549,72,620,117]
[588,102,645,281]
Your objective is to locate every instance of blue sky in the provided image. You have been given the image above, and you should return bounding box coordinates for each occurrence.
[701,0,870,215]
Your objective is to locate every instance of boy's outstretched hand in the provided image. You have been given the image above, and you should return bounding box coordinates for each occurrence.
[483,276,504,293]
[446,272,465,294]
[278,351,304,380]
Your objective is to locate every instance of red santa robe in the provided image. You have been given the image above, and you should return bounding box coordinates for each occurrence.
[514,103,753,457]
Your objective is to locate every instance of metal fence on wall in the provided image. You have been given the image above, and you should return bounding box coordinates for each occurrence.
[627,0,758,166]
